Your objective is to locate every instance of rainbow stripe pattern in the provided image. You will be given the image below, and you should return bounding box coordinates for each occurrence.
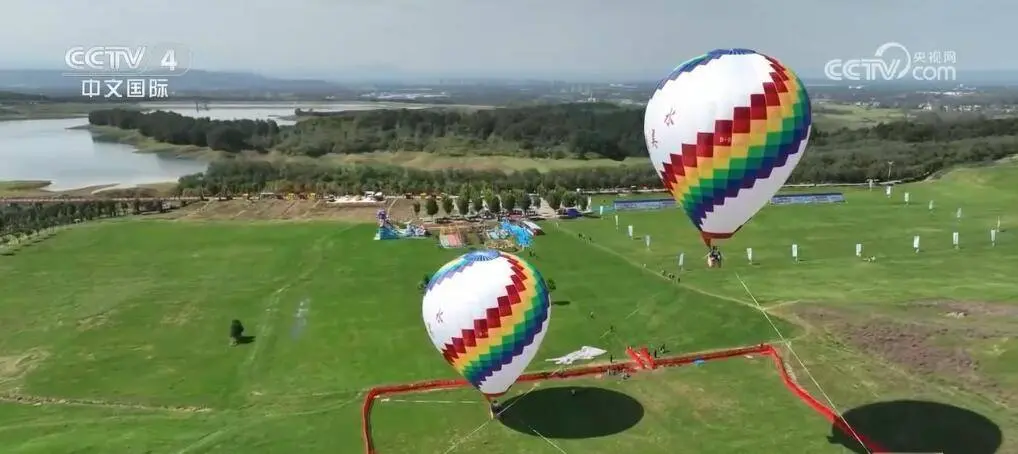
[657,49,812,233]
[438,251,550,393]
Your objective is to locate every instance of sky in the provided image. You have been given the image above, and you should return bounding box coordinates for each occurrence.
[0,0,1011,80]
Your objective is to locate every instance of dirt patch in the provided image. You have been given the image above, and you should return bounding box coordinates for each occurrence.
[161,304,198,326]
[0,349,49,389]
[76,312,112,331]
[160,199,392,222]
[795,305,1018,405]
[908,300,1018,319]
[796,306,979,378]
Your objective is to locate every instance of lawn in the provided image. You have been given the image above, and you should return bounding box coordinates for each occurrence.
[0,218,786,453]
[370,357,837,454]
[0,162,1015,453]
[812,104,908,130]
[585,163,1018,305]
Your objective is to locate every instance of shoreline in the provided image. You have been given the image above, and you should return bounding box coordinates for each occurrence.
[0,179,177,197]
[82,125,223,160]
[0,113,89,122]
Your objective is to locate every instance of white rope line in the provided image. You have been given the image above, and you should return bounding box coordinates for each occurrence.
[523,423,569,453]
[734,272,870,454]
[441,364,571,454]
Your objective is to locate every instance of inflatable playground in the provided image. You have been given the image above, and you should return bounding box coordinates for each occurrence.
[373,210,428,240]
[437,219,540,251]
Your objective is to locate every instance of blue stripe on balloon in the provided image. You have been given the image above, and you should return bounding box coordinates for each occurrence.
[655,48,759,92]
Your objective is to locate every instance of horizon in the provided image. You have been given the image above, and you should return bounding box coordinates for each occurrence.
[1,0,1013,82]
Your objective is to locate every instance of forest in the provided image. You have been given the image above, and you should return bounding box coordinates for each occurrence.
[0,200,167,251]
[83,103,1018,194]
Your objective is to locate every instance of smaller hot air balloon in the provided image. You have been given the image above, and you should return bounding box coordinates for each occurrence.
[422,249,551,405]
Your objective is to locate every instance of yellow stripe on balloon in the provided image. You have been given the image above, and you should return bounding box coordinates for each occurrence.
[448,273,540,373]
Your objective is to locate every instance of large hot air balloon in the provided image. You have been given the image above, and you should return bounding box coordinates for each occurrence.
[644,48,812,246]
[422,249,551,400]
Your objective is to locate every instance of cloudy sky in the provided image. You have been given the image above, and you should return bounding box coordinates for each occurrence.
[0,0,1009,79]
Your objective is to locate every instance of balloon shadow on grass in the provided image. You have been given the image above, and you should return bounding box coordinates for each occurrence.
[499,386,643,439]
[829,400,1002,454]
[551,300,571,306]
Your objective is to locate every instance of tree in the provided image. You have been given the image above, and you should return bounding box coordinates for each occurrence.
[412,200,421,217]
[562,192,577,208]
[485,191,501,214]
[547,191,563,211]
[441,197,454,216]
[518,191,532,213]
[502,192,517,213]
[532,196,542,210]
[471,194,484,213]
[205,126,247,153]
[578,194,589,211]
[455,194,470,216]
[425,196,439,217]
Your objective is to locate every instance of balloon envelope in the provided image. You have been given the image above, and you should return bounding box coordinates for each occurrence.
[422,249,551,397]
[644,48,812,245]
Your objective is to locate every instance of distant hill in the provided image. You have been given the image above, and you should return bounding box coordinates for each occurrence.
[801,70,1018,88]
[0,69,351,95]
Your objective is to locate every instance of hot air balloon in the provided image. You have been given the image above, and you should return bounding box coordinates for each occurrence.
[422,249,551,405]
[644,48,812,247]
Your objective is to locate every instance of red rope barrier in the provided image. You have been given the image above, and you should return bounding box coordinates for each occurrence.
[360,343,884,454]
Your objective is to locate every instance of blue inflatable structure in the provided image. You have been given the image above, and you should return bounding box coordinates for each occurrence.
[500,220,534,248]
[374,209,427,240]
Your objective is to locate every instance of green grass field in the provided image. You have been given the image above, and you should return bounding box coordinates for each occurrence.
[1,162,1016,453]
[812,104,908,130]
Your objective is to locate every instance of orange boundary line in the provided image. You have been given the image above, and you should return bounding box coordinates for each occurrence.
[360,343,885,453]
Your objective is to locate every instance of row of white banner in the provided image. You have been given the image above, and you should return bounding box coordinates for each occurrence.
[665,229,1001,267]
[612,219,1002,266]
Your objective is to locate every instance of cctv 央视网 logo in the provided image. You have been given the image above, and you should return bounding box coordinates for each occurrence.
[824,42,913,82]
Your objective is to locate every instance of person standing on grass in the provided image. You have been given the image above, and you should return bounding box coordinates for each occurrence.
[230,319,245,346]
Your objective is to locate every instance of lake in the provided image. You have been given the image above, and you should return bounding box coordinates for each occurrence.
[0,102,414,191]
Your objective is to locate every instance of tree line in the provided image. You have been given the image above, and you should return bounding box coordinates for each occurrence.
[0,200,172,247]
[410,187,591,218]
[172,134,1018,195]
[88,109,280,153]
[90,103,1018,159]
[175,160,659,196]
[83,104,1018,191]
